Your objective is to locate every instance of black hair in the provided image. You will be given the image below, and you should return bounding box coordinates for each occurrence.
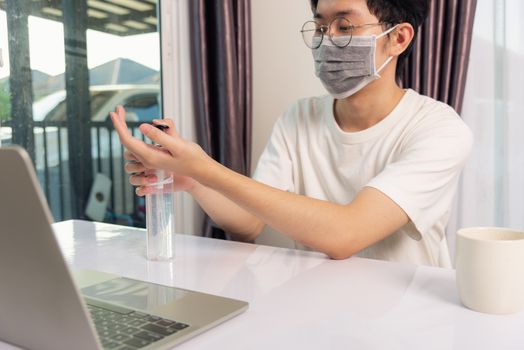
[309,0,429,80]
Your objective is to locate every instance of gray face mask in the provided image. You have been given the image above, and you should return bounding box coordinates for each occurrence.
[313,25,397,99]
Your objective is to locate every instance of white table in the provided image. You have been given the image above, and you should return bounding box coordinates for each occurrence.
[2,220,524,349]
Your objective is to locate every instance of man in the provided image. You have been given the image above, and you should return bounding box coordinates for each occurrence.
[111,0,472,267]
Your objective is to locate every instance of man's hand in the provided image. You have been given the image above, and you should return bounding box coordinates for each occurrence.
[109,105,264,241]
[109,105,212,181]
[123,150,198,196]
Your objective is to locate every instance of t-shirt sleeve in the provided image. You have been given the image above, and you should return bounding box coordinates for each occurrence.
[252,116,295,192]
[366,112,473,240]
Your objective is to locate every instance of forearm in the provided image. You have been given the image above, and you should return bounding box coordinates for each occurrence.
[195,161,358,257]
[193,160,408,259]
[188,181,265,242]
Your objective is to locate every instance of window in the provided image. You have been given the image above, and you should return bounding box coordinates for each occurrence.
[0,0,161,227]
[44,91,117,122]
[123,93,160,122]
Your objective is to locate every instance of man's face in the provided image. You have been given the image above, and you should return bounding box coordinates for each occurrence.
[314,0,394,84]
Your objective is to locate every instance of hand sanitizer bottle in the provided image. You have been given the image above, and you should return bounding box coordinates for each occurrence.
[145,124,174,261]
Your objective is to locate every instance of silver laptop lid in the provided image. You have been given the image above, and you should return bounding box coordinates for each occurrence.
[0,146,101,350]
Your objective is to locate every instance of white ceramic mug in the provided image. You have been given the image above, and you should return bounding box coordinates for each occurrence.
[455,227,524,314]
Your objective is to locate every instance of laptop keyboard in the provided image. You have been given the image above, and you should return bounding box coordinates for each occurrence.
[86,300,189,350]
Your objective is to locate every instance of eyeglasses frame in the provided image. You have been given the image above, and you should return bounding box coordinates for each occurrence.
[300,17,391,49]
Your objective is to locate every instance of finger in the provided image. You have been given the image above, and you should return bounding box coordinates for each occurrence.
[129,173,158,187]
[112,116,156,161]
[139,123,183,154]
[135,186,148,197]
[110,108,134,144]
[135,185,158,196]
[152,118,179,138]
[116,105,126,121]
[125,161,146,174]
[109,105,128,129]
[124,150,139,161]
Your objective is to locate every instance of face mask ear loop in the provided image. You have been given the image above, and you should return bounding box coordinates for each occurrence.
[375,56,394,76]
[376,24,399,40]
[374,24,398,77]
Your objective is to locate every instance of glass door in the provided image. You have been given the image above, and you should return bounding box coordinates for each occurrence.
[0,0,161,227]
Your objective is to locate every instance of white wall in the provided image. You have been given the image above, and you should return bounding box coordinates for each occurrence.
[162,0,204,236]
[251,0,326,247]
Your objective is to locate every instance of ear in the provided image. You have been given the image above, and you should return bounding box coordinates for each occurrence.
[388,23,415,57]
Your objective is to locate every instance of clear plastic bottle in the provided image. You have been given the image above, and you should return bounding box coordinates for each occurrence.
[145,125,174,261]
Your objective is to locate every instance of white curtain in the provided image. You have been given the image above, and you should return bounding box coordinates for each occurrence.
[448,0,524,259]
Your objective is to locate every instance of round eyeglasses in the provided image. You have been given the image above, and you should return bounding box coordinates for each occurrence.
[301,17,386,49]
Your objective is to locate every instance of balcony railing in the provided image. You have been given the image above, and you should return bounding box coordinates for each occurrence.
[1,119,148,227]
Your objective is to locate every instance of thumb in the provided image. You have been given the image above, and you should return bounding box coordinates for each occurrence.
[139,123,183,154]
[152,118,179,138]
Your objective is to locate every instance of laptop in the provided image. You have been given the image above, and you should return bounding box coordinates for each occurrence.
[0,146,248,350]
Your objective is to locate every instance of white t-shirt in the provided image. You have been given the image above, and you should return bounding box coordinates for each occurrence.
[253,89,473,267]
